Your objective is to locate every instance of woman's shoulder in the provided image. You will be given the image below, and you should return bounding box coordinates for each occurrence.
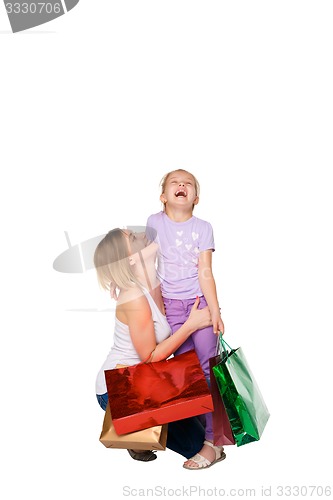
[117,286,150,308]
[116,286,151,324]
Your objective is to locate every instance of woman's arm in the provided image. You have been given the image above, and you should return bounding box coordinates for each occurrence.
[198,250,224,334]
[118,294,211,363]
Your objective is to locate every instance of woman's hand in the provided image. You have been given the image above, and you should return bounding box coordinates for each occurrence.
[186,296,212,332]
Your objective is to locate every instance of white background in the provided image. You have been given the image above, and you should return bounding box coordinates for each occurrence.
[1,1,332,499]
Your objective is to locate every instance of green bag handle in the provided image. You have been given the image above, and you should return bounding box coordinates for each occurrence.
[216,331,233,358]
[219,332,233,350]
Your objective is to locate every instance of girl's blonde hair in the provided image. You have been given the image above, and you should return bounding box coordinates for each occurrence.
[94,229,141,291]
[160,169,200,210]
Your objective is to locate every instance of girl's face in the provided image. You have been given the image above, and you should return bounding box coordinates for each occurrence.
[161,171,199,209]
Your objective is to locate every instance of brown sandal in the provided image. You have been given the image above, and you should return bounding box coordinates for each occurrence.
[127,449,157,462]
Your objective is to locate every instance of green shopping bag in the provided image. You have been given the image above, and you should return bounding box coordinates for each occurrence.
[212,334,270,447]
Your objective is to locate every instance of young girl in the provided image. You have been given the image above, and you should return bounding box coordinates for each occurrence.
[146,169,225,469]
[94,228,214,464]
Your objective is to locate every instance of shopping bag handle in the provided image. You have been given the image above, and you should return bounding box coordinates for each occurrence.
[216,332,233,358]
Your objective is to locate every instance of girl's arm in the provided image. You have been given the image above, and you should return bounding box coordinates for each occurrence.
[198,250,224,334]
[118,294,211,362]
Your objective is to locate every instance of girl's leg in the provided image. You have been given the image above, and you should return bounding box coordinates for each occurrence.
[164,296,217,373]
[165,297,217,443]
[166,295,224,467]
[182,298,221,465]
[163,298,195,354]
[185,295,217,379]
[190,325,217,443]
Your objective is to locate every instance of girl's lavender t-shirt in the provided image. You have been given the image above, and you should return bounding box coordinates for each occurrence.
[146,211,215,299]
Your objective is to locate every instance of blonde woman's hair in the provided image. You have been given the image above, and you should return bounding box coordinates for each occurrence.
[94,229,141,291]
[160,169,200,211]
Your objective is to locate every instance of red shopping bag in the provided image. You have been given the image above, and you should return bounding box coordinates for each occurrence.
[209,355,235,446]
[105,350,214,435]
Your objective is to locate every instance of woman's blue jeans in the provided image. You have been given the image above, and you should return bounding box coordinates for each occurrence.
[96,393,205,459]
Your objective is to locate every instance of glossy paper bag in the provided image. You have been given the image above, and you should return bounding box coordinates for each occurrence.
[105,350,214,435]
[100,403,168,450]
[212,336,270,446]
[209,355,235,446]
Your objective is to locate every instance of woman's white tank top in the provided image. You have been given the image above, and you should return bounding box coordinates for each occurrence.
[95,288,171,395]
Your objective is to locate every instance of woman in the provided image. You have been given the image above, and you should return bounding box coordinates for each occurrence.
[94,228,217,465]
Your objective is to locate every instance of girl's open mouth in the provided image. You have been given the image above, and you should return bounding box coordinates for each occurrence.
[175,189,187,197]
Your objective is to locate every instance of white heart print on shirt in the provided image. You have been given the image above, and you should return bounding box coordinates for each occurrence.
[192,232,199,241]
